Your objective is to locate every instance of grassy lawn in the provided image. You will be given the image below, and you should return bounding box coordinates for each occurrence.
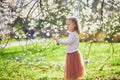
[0,41,120,80]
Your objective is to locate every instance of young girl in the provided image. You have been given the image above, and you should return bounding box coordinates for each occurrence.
[53,17,85,80]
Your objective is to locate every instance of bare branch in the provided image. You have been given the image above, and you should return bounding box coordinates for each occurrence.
[25,0,38,22]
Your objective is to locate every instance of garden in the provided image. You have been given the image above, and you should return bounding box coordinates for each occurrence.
[0,0,120,80]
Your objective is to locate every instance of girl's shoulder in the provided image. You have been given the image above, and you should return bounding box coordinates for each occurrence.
[71,31,78,35]
[70,31,78,37]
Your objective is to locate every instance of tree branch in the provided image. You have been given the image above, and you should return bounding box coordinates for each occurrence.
[100,0,104,21]
[26,1,38,21]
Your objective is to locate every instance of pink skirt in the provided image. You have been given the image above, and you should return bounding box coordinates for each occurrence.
[64,51,85,80]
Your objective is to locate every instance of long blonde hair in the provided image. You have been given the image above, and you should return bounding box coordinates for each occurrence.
[67,18,80,34]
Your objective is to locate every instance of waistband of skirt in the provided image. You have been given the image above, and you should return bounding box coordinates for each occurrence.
[67,50,78,54]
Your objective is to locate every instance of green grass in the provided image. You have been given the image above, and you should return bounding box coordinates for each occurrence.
[0,41,120,80]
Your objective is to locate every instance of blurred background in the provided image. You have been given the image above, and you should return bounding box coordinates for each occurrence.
[0,0,119,42]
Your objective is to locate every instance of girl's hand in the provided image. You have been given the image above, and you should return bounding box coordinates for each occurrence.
[52,34,59,45]
[52,34,58,41]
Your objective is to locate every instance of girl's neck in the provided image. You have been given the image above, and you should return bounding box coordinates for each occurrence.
[68,30,75,33]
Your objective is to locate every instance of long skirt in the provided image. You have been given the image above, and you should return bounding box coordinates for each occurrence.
[64,51,85,80]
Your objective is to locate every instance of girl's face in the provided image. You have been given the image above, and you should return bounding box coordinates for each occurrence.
[66,19,76,32]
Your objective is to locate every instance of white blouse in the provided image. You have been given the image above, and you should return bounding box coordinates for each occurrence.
[57,31,79,53]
